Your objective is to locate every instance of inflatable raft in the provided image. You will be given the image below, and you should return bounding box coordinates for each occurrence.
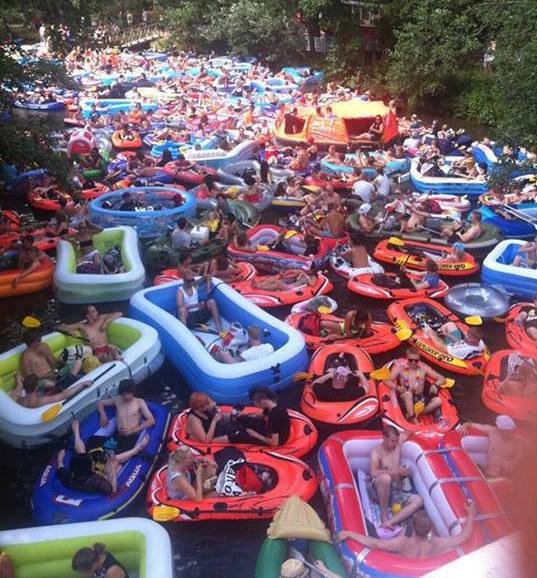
[0,318,162,448]
[167,406,318,458]
[505,303,537,357]
[300,344,379,425]
[54,226,145,304]
[147,451,317,522]
[154,262,255,286]
[329,244,384,279]
[33,402,169,524]
[479,202,537,239]
[0,517,173,578]
[0,254,54,299]
[348,272,449,300]
[387,297,490,375]
[111,130,142,150]
[374,238,479,276]
[482,349,537,421]
[482,239,537,299]
[319,430,510,578]
[129,279,308,403]
[410,157,488,195]
[144,237,227,269]
[183,140,257,168]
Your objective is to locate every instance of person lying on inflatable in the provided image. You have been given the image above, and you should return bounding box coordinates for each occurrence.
[213,324,274,363]
[497,351,537,396]
[423,323,486,361]
[251,269,318,292]
[515,295,537,343]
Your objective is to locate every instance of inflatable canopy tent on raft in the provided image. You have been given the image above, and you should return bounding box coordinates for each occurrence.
[274,99,390,149]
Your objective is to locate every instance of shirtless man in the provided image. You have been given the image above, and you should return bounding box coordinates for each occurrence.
[58,306,123,362]
[11,373,92,408]
[460,415,526,477]
[367,425,424,528]
[96,379,155,454]
[386,348,446,423]
[342,236,371,268]
[356,203,377,234]
[441,211,483,243]
[513,236,537,268]
[515,295,537,342]
[337,500,476,557]
[0,234,47,288]
[497,352,537,396]
[307,203,346,239]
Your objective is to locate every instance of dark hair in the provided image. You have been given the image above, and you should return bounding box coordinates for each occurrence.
[382,424,400,438]
[472,211,482,222]
[216,193,226,201]
[23,329,41,346]
[413,511,432,538]
[176,217,187,229]
[72,543,106,572]
[118,378,135,394]
[23,374,39,393]
[249,386,277,403]
[243,174,256,187]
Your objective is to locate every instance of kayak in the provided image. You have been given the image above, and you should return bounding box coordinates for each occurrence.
[373,238,479,276]
[482,349,537,421]
[144,237,227,269]
[33,403,169,524]
[387,297,491,375]
[111,130,142,149]
[154,262,255,286]
[300,344,379,425]
[0,517,173,578]
[147,451,317,522]
[505,303,537,357]
[329,243,384,279]
[348,272,449,300]
[377,360,459,437]
[230,272,333,308]
[166,406,318,458]
[0,254,54,299]
[286,312,403,354]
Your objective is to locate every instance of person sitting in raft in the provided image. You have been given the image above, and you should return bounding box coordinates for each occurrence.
[251,269,317,291]
[96,379,156,454]
[234,231,255,252]
[70,220,104,274]
[337,500,476,558]
[58,419,149,496]
[322,144,344,165]
[186,392,243,444]
[497,352,537,396]
[176,273,223,334]
[515,295,537,342]
[170,217,192,250]
[117,191,138,212]
[401,259,440,290]
[355,114,384,142]
[118,124,136,142]
[423,324,486,361]
[355,203,377,233]
[58,305,123,362]
[306,203,346,239]
[207,254,242,282]
[440,241,466,263]
[214,325,274,363]
[365,425,424,530]
[460,415,528,478]
[72,542,130,578]
[0,234,47,287]
[289,143,310,171]
[311,356,370,402]
[320,309,373,341]
[385,347,447,424]
[441,210,483,243]
[399,202,429,233]
[167,445,218,502]
[284,176,303,198]
[216,213,239,243]
[11,373,92,408]
[341,235,372,269]
[513,236,537,268]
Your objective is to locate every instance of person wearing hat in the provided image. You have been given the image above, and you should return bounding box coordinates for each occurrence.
[280,558,342,578]
[311,355,370,402]
[96,379,155,454]
[460,415,528,478]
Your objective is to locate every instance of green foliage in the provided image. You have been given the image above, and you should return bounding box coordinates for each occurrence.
[455,71,502,128]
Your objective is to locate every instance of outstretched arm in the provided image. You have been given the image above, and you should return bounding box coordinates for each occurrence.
[336,530,403,553]
[433,501,476,552]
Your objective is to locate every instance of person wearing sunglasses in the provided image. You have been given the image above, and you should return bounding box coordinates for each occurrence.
[176,274,223,334]
[385,347,447,424]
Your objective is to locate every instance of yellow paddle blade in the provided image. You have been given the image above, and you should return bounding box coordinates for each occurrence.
[388,236,404,246]
[41,403,62,423]
[396,327,413,341]
[465,316,483,326]
[414,401,425,417]
[284,230,298,239]
[441,378,455,389]
[302,185,321,194]
[317,305,331,315]
[227,186,240,197]
[152,505,180,522]
[293,371,312,382]
[369,367,391,381]
[22,316,41,328]
[257,244,270,251]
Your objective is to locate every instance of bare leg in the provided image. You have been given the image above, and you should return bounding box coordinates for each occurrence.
[206,298,222,333]
[373,473,392,524]
[386,494,424,527]
[115,433,150,463]
[70,359,83,376]
[72,420,87,455]
[400,391,415,421]
[423,395,442,415]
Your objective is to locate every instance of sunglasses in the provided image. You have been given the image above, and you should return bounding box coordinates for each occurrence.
[408,358,420,363]
[184,279,194,284]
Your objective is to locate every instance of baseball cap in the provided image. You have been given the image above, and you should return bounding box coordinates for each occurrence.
[453,242,465,252]
[359,203,372,215]
[495,414,516,431]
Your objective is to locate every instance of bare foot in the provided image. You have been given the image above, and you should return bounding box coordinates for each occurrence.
[135,433,150,452]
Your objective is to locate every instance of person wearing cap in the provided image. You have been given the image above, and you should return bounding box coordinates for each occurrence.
[355,202,376,233]
[311,356,370,402]
[460,416,527,478]
[280,558,342,578]
[96,379,155,454]
[440,241,466,263]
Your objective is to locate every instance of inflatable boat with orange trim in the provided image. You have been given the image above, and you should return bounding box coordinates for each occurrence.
[387,298,490,375]
[0,211,20,232]
[318,430,510,578]
[373,238,479,276]
[154,262,255,286]
[0,227,75,252]
[286,312,402,354]
[227,224,341,271]
[0,256,54,298]
[482,349,537,421]
[147,451,317,522]
[377,359,459,437]
[230,272,333,308]
[300,344,378,425]
[80,183,111,201]
[27,189,74,212]
[505,303,537,357]
[163,160,217,187]
[111,130,142,150]
[348,272,449,300]
[166,406,318,458]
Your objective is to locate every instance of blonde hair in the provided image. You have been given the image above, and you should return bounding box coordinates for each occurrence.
[168,446,193,469]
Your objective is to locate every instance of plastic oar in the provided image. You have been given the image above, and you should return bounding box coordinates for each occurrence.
[287,546,333,578]
[40,364,116,423]
[22,316,41,328]
[152,505,180,522]
[293,365,392,383]
[464,316,483,326]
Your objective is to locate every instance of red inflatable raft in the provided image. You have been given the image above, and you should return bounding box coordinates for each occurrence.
[0,227,75,252]
[0,255,54,298]
[300,344,379,425]
[286,311,402,354]
[111,130,142,149]
[80,183,111,201]
[0,211,20,232]
[27,189,74,212]
[166,406,318,458]
[387,297,490,375]
[505,303,537,357]
[373,238,479,276]
[482,349,537,422]
[147,451,317,522]
[163,160,218,187]
[348,272,449,300]
[154,262,255,286]
[318,430,510,578]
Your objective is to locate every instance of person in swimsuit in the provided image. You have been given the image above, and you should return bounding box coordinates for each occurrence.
[355,115,384,142]
[515,295,537,342]
[250,269,316,291]
[166,446,218,502]
[208,254,243,282]
[0,234,47,287]
[11,373,91,408]
[72,542,129,578]
[513,236,537,268]
[319,309,372,341]
[424,324,486,360]
[385,347,446,423]
[176,273,223,333]
[341,236,371,268]
[70,220,104,273]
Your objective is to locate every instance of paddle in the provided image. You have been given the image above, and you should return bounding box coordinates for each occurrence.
[40,364,116,423]
[152,504,180,522]
[294,366,392,383]
[287,546,333,578]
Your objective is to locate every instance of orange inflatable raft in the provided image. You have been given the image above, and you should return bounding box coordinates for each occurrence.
[147,451,317,522]
[482,349,537,421]
[153,262,255,286]
[166,406,318,458]
[80,183,111,201]
[230,271,333,308]
[348,272,449,300]
[373,238,479,276]
[505,303,537,357]
[0,227,75,252]
[300,344,379,425]
[111,130,142,149]
[0,256,54,298]
[387,297,490,375]
[27,189,74,212]
[286,312,403,354]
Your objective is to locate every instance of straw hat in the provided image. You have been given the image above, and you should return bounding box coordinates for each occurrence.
[280,559,308,578]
